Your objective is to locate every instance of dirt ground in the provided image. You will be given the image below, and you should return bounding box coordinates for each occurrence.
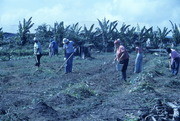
[0,51,180,121]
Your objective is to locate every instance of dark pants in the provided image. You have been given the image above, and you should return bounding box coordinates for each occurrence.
[171,57,180,75]
[35,54,42,67]
[121,58,129,80]
[65,53,74,73]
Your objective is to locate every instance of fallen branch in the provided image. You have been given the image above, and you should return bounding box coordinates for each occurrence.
[167,102,180,121]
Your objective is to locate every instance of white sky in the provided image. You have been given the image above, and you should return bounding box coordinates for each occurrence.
[0,0,180,33]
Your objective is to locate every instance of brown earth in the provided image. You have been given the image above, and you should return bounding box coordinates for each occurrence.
[0,52,180,121]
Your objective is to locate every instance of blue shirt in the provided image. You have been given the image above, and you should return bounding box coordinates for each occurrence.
[63,41,74,53]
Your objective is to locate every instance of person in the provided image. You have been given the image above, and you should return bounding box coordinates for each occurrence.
[114,44,129,81]
[114,39,121,71]
[52,38,59,55]
[33,37,42,69]
[166,48,180,75]
[48,39,54,57]
[114,39,121,53]
[63,38,75,74]
[134,41,143,73]
[48,38,58,57]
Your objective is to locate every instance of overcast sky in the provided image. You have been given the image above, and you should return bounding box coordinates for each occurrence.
[0,0,180,33]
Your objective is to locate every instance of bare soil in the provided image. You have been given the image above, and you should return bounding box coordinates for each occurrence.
[0,52,180,121]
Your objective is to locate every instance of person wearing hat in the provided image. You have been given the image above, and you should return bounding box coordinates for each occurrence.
[33,37,42,69]
[114,43,129,81]
[63,38,75,74]
[114,39,121,53]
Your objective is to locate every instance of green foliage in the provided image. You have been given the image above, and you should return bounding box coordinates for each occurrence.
[3,17,180,53]
[53,21,66,46]
[81,24,95,45]
[64,82,95,99]
[156,27,171,48]
[0,27,4,46]
[118,23,131,46]
[169,20,180,44]
[124,113,139,121]
[65,22,83,44]
[35,24,53,44]
[0,27,3,41]
[96,18,118,51]
[138,26,153,43]
[18,17,34,45]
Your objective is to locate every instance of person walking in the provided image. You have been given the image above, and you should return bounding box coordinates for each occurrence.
[33,37,42,69]
[166,48,180,75]
[134,41,143,73]
[115,44,129,81]
[63,38,75,74]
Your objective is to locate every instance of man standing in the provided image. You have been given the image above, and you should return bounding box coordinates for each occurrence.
[63,38,74,74]
[134,41,143,73]
[34,37,42,69]
[166,48,180,75]
[49,38,58,57]
[52,37,58,56]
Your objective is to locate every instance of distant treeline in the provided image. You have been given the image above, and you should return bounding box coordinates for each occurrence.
[0,17,180,52]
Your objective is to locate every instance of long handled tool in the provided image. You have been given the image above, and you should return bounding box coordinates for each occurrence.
[57,52,74,73]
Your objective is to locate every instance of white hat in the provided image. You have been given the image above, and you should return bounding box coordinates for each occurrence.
[63,38,69,44]
[33,37,37,41]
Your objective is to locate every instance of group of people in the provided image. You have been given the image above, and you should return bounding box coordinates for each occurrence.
[33,36,180,78]
[114,38,180,81]
[33,37,75,73]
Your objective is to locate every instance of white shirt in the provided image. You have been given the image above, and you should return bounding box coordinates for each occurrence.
[34,41,42,55]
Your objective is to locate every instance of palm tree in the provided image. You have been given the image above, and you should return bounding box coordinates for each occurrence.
[18,17,34,45]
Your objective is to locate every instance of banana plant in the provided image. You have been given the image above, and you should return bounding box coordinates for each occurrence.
[96,18,118,52]
[35,24,53,44]
[53,21,67,46]
[125,27,136,46]
[138,26,153,43]
[169,20,180,45]
[66,22,82,44]
[18,17,34,45]
[81,24,95,45]
[157,27,171,43]
[117,23,131,46]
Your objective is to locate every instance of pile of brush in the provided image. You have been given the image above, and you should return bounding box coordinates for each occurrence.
[139,99,180,121]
